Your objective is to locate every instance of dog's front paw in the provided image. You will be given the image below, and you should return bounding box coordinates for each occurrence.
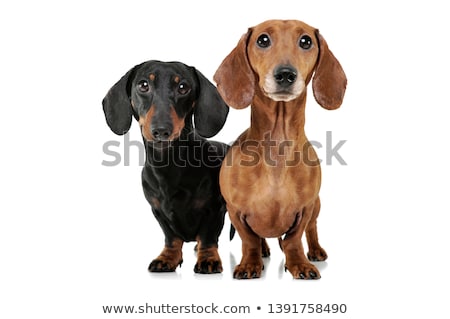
[194,259,223,274]
[286,262,321,280]
[149,242,183,272]
[148,258,183,272]
[194,247,223,274]
[233,260,264,279]
[307,247,328,261]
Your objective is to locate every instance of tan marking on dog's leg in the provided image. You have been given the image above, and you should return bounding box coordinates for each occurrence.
[148,239,183,272]
[194,239,223,274]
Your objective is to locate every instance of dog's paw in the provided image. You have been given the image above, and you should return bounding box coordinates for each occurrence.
[148,258,183,272]
[307,247,328,261]
[194,259,223,274]
[285,262,321,280]
[233,261,264,279]
[194,247,223,274]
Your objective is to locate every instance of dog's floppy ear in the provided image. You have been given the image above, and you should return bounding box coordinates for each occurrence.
[312,31,347,110]
[214,30,255,109]
[193,68,229,138]
[102,64,140,135]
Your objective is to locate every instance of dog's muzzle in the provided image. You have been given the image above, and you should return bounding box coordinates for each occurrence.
[263,65,305,102]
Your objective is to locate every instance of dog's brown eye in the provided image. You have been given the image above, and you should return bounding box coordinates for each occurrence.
[257,34,271,48]
[178,82,191,95]
[299,35,313,50]
[138,80,150,92]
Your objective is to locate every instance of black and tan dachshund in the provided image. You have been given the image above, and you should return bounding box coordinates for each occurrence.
[103,60,229,274]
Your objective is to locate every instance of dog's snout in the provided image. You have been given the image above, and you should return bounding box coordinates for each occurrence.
[151,125,172,141]
[274,66,297,87]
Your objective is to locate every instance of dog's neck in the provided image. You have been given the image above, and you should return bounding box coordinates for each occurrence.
[248,87,308,143]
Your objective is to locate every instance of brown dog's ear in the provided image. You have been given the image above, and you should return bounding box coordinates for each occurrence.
[312,31,347,110]
[214,30,255,109]
[193,68,229,138]
[102,64,142,135]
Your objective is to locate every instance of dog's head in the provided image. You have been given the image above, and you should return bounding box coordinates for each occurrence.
[103,60,229,147]
[214,20,346,110]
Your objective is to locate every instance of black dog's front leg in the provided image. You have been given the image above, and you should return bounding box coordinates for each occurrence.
[148,238,184,272]
[193,206,226,274]
[148,208,184,272]
[194,239,222,274]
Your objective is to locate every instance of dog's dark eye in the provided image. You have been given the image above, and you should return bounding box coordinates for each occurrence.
[257,34,271,48]
[178,82,191,95]
[299,35,313,50]
[138,80,150,93]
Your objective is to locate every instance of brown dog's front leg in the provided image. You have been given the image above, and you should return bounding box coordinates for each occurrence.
[235,238,264,279]
[282,206,321,279]
[306,197,328,262]
[230,210,264,279]
[148,239,183,272]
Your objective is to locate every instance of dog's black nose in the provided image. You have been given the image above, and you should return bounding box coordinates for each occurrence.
[151,126,172,141]
[274,66,297,87]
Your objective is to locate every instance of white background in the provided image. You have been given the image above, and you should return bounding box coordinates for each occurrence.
[1,0,449,318]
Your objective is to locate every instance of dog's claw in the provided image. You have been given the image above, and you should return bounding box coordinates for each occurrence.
[285,262,321,279]
[233,262,263,279]
[307,248,328,262]
[233,271,253,279]
[148,260,177,272]
[194,260,223,274]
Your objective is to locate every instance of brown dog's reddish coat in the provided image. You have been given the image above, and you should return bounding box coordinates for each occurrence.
[214,20,346,279]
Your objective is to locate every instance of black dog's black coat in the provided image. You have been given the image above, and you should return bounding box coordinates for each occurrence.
[103,61,229,273]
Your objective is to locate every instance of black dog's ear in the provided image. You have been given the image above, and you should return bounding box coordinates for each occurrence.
[193,69,229,138]
[102,64,140,135]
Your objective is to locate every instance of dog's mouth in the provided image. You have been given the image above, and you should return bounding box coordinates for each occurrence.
[144,130,183,150]
[265,90,299,102]
[148,140,172,150]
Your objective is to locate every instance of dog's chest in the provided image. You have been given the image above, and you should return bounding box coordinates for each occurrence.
[248,171,313,208]
[144,162,217,210]
[221,148,320,212]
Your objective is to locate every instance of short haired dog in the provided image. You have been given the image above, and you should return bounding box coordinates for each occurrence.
[214,20,347,279]
[103,60,229,273]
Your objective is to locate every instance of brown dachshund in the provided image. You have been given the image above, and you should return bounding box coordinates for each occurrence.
[214,20,346,279]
